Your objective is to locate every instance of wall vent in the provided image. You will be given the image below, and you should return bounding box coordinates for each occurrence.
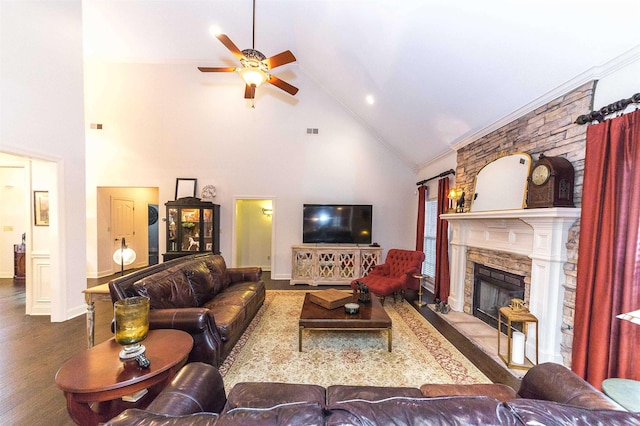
[306,128,319,135]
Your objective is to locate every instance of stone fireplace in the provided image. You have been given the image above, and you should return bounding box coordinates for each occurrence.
[442,208,580,364]
[438,83,592,367]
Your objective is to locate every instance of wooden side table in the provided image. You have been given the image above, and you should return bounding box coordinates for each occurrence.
[412,274,428,307]
[82,283,112,347]
[55,329,193,425]
[497,306,538,370]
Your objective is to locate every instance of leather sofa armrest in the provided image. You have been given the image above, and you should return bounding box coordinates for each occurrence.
[148,308,215,334]
[146,362,227,415]
[228,267,262,283]
[518,362,623,410]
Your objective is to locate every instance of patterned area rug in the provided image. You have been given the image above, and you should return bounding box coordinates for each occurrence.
[220,290,490,391]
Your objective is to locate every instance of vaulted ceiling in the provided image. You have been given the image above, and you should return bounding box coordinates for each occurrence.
[83,0,640,170]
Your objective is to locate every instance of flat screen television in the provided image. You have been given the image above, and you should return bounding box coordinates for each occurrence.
[302,204,372,244]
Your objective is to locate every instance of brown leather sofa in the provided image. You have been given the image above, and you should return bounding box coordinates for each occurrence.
[105,362,639,425]
[108,253,265,367]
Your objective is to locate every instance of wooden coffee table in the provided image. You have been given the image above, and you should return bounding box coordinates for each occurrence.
[55,329,193,425]
[299,292,392,352]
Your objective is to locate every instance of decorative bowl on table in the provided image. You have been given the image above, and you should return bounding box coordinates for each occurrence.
[345,303,360,314]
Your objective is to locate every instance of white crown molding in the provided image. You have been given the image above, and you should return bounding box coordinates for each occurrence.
[449,44,640,153]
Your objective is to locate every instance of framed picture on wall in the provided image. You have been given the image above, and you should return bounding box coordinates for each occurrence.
[34,191,49,226]
[175,178,197,200]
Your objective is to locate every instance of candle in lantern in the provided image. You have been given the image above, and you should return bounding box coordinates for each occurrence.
[512,331,526,364]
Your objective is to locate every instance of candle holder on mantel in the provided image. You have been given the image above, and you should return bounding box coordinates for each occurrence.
[497,304,539,370]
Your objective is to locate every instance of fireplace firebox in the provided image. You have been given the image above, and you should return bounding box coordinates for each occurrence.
[473,264,525,333]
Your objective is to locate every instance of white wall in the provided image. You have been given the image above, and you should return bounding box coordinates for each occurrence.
[0,2,87,321]
[84,62,418,279]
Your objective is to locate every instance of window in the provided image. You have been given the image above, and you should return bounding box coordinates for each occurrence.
[422,199,438,278]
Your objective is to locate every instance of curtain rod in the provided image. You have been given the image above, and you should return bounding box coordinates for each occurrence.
[416,169,455,186]
[575,92,640,125]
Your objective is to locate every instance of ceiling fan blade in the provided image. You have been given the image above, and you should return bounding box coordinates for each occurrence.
[267,75,299,96]
[216,34,245,60]
[198,67,237,72]
[244,84,256,99]
[264,50,296,69]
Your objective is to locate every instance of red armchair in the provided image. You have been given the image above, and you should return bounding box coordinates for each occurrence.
[350,249,425,304]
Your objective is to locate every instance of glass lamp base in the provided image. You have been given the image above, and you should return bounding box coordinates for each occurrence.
[119,344,150,368]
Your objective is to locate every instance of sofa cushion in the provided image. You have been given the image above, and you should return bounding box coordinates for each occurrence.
[327,396,518,425]
[224,382,326,411]
[507,399,640,426]
[420,383,518,402]
[205,256,232,289]
[202,282,265,344]
[205,305,245,343]
[132,269,197,309]
[327,385,423,405]
[105,408,219,425]
[184,261,222,306]
[217,402,324,426]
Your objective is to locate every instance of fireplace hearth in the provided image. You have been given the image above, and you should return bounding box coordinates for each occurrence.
[473,264,525,334]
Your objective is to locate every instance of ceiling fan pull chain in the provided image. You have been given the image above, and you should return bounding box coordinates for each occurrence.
[252,0,256,50]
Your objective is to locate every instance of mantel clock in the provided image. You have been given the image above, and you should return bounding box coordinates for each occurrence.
[526,154,575,209]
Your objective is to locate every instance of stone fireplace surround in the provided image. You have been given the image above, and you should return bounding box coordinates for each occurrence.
[442,208,580,364]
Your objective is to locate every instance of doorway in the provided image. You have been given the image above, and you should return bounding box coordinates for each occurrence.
[96,187,159,277]
[233,198,274,271]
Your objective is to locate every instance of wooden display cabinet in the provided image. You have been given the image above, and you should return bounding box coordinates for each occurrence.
[163,197,220,261]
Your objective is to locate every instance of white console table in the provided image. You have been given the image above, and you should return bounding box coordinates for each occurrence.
[291,245,382,286]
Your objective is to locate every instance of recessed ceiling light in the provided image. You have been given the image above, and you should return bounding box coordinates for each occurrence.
[366,95,375,105]
[209,25,222,37]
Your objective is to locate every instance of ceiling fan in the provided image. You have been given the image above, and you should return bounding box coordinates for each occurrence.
[198,0,298,102]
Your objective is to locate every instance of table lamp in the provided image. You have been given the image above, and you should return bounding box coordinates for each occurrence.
[113,237,136,276]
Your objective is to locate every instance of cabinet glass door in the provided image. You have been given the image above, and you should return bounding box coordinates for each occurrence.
[168,208,178,252]
[203,208,214,251]
[181,208,200,251]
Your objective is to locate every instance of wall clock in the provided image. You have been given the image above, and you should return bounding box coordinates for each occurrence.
[526,154,575,209]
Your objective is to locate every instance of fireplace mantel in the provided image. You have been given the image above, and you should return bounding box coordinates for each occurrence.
[441,207,581,364]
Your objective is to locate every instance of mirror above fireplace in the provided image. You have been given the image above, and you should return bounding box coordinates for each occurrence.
[471,153,531,212]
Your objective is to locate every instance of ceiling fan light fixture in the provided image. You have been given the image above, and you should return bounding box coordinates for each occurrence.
[239,67,268,87]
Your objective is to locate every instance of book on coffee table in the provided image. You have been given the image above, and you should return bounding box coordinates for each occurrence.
[309,289,352,309]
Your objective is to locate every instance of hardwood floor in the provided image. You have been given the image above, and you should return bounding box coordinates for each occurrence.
[0,272,519,425]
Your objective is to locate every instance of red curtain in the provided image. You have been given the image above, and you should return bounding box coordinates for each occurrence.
[416,185,426,252]
[572,109,640,388]
[434,177,451,302]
